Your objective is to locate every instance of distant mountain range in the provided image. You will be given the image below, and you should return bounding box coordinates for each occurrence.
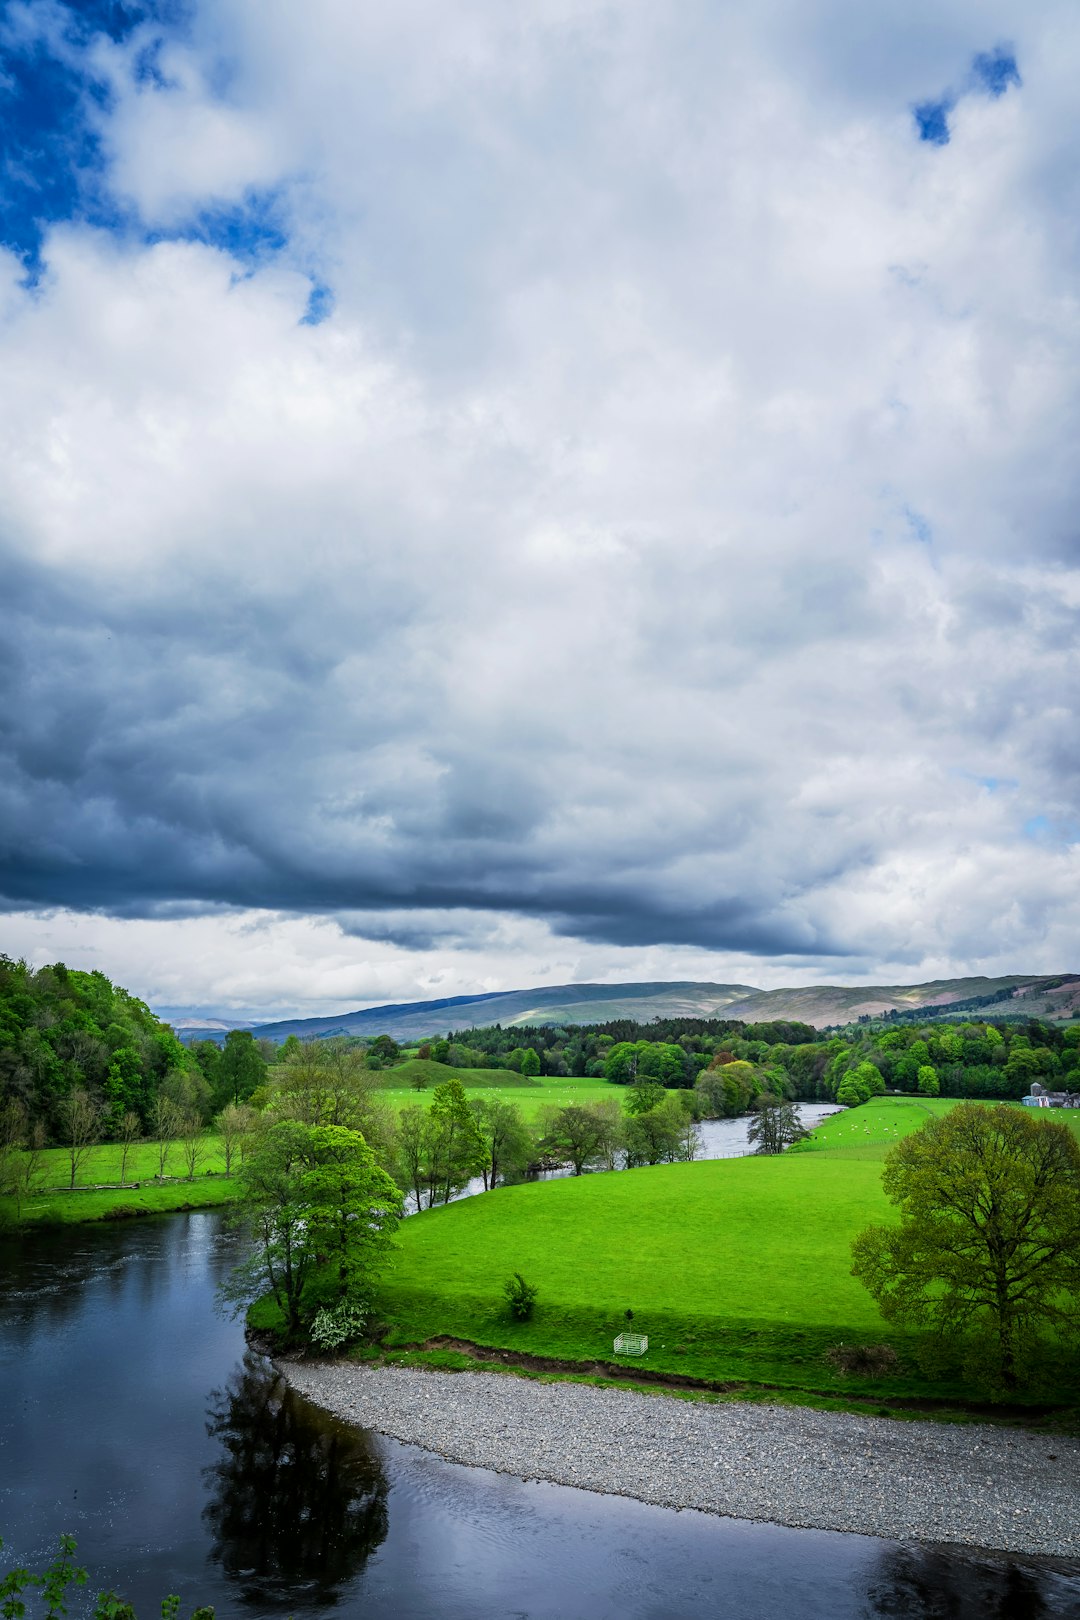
[166,973,1080,1043]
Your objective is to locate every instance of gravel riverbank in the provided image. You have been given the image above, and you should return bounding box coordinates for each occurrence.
[280,1360,1080,1560]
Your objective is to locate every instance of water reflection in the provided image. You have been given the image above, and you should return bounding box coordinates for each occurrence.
[203,1351,389,1608]
[866,1543,1080,1619]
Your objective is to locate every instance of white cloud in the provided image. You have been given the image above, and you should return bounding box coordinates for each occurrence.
[1,0,1079,1013]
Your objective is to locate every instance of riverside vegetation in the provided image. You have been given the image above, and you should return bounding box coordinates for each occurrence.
[3,956,1080,1412]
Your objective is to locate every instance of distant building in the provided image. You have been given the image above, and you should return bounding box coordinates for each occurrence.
[1022,1082,1080,1109]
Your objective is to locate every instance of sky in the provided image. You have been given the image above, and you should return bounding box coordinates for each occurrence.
[1,0,1078,1022]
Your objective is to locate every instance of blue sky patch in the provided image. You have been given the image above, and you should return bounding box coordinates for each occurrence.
[914,98,952,146]
[913,45,1020,146]
[972,46,1021,98]
[0,0,192,272]
[149,190,290,264]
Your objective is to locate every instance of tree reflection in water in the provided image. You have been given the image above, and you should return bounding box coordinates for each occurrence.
[867,1542,1076,1620]
[203,1351,388,1608]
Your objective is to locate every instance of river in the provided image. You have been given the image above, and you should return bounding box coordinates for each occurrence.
[1,1212,1078,1619]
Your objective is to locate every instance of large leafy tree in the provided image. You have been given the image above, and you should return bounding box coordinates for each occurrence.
[217,1030,267,1108]
[428,1078,487,1204]
[747,1096,807,1155]
[230,1120,402,1332]
[851,1103,1080,1389]
[467,1097,534,1190]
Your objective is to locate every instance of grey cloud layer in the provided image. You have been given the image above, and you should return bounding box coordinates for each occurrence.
[2,0,1079,972]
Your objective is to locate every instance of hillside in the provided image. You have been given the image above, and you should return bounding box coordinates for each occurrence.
[248,981,759,1042]
[236,973,1078,1042]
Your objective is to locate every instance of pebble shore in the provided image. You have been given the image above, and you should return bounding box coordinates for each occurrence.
[280,1360,1080,1559]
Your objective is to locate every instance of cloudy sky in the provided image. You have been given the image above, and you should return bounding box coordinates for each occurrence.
[1,0,1078,1021]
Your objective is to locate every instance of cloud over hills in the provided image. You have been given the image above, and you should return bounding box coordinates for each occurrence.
[1,0,1079,1016]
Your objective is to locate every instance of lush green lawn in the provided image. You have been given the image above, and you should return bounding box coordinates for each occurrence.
[376,1097,1080,1406]
[379,1065,617,1121]
[801,1096,1080,1161]
[0,1133,242,1227]
[378,1150,911,1395]
[14,1133,233,1189]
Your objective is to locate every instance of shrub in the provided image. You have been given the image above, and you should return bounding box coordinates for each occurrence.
[503,1271,538,1320]
[825,1342,900,1378]
[309,1301,370,1352]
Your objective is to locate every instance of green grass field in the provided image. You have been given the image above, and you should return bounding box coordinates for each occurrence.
[799,1096,1080,1160]
[376,1097,1080,1408]
[0,1134,243,1227]
[378,1064,617,1120]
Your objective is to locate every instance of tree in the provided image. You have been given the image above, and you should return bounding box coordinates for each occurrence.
[519,1047,541,1078]
[395,1104,432,1210]
[835,1076,861,1108]
[538,1104,606,1175]
[428,1078,486,1205]
[624,1095,691,1166]
[229,1120,402,1333]
[59,1088,102,1190]
[216,1102,255,1178]
[602,1041,640,1084]
[851,1103,1080,1389]
[747,1096,808,1155]
[218,1030,266,1108]
[270,1040,396,1168]
[151,1094,181,1179]
[0,1098,27,1205]
[161,1066,212,1123]
[850,1060,885,1101]
[117,1109,141,1185]
[624,1079,665,1116]
[14,1119,47,1206]
[179,1112,206,1181]
[367,1034,400,1066]
[468,1098,534,1190]
[917,1065,940,1097]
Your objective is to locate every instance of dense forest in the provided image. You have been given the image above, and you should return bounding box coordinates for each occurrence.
[0,957,270,1134]
[417,1013,1080,1105]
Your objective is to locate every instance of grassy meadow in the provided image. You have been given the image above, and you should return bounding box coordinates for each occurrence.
[0,1133,244,1227]
[376,1062,617,1120]
[374,1096,1080,1409]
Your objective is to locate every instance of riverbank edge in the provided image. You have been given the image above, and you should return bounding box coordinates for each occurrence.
[0,1178,244,1229]
[277,1357,1080,1561]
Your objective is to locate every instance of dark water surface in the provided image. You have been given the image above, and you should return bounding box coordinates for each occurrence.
[1,1214,1078,1620]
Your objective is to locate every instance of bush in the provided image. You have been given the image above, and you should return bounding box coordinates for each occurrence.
[825,1342,900,1378]
[309,1301,370,1352]
[502,1271,538,1320]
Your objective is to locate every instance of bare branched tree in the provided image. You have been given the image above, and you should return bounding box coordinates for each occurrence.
[150,1095,181,1179]
[215,1102,256,1179]
[117,1110,142,1186]
[59,1089,102,1190]
[179,1112,206,1182]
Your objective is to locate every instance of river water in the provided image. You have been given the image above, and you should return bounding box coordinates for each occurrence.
[1,1213,1078,1620]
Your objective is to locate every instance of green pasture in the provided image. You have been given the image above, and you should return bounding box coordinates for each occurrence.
[17,1133,232,1188]
[800,1096,1080,1162]
[378,1064,617,1120]
[0,1133,242,1227]
[377,1097,1080,1406]
[3,1177,243,1227]
[378,1150,913,1396]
